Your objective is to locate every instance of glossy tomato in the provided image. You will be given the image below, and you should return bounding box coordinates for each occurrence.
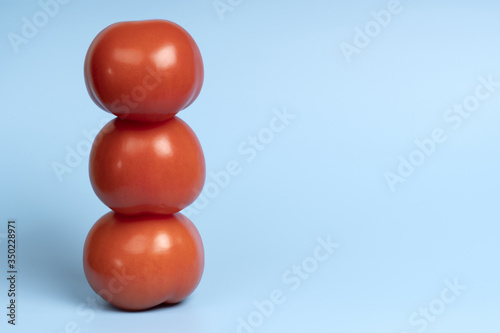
[83,212,204,310]
[84,20,204,122]
[89,116,205,215]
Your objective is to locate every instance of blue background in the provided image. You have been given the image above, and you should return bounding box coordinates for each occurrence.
[1,0,499,332]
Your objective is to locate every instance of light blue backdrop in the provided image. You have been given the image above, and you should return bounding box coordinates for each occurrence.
[1,0,499,332]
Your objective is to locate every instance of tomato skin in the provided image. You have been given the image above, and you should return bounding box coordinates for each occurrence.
[84,20,204,122]
[89,117,205,215]
[83,212,204,310]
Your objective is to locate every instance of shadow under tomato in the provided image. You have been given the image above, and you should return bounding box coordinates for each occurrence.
[104,298,190,313]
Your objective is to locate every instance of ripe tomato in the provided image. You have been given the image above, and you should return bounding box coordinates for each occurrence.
[84,19,204,122]
[83,212,204,310]
[89,116,205,215]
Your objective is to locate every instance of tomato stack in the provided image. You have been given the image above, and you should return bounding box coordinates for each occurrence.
[82,20,206,311]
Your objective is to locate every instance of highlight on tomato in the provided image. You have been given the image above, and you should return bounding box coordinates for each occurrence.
[84,19,204,122]
[89,116,205,216]
[83,211,205,311]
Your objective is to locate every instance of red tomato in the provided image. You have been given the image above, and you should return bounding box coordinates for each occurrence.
[83,212,204,310]
[84,20,204,122]
[89,116,205,215]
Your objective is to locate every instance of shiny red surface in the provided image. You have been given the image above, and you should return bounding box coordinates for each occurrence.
[89,117,205,215]
[84,19,204,122]
[83,212,204,310]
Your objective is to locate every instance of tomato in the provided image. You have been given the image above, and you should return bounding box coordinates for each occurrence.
[89,116,205,215]
[83,212,204,310]
[84,19,204,122]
